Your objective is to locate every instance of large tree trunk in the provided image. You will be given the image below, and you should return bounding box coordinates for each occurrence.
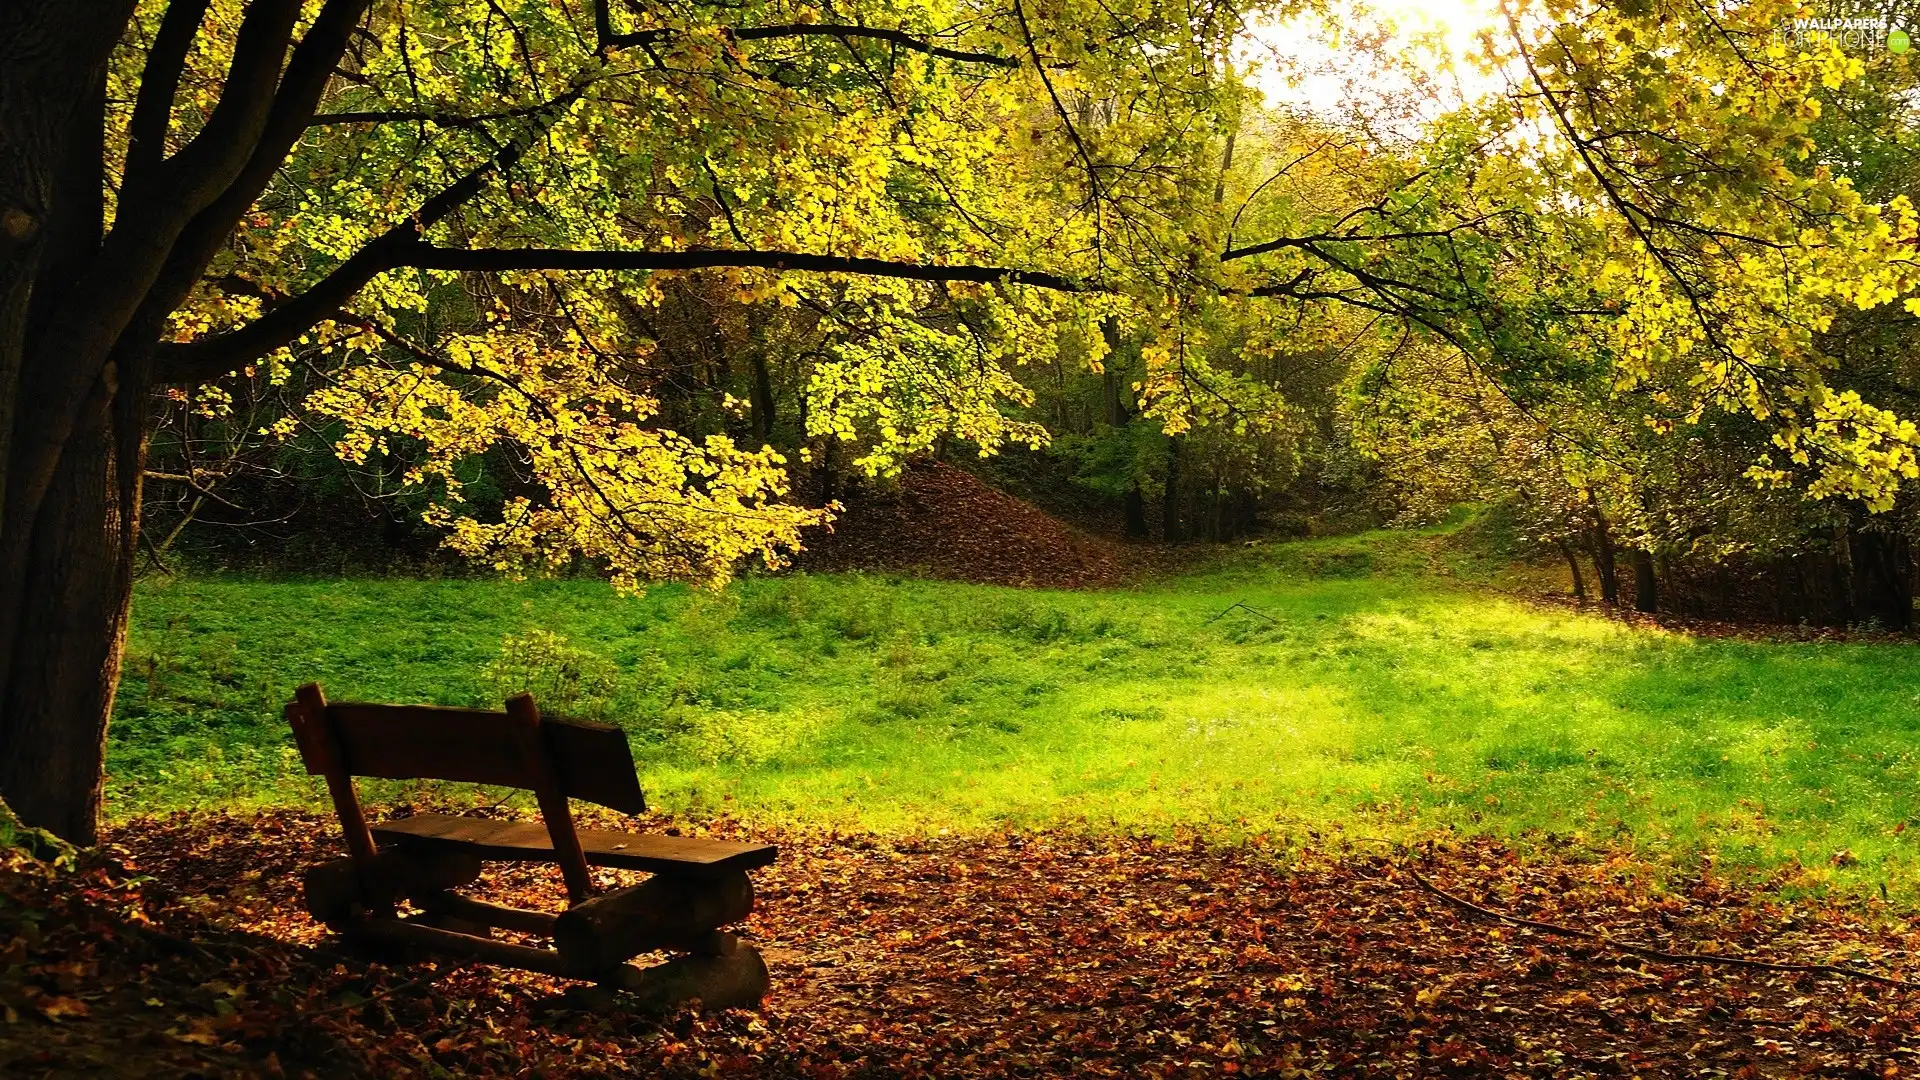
[0,0,346,841]
[0,3,141,843]
[0,368,143,843]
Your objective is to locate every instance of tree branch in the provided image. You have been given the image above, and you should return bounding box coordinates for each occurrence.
[162,239,1086,385]
[306,100,563,129]
[1222,225,1501,263]
[147,0,377,304]
[400,245,1087,290]
[122,0,213,185]
[142,470,244,511]
[156,139,547,384]
[593,0,1015,67]
[133,0,304,210]
[729,25,1015,67]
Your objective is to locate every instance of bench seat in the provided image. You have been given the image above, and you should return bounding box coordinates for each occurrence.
[371,813,777,880]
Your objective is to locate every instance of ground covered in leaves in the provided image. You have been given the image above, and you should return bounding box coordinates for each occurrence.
[7,809,1920,1077]
[797,460,1152,588]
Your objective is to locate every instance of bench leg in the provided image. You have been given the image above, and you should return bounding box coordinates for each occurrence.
[352,918,581,977]
[302,851,483,930]
[415,912,493,939]
[602,939,770,1013]
[553,870,753,971]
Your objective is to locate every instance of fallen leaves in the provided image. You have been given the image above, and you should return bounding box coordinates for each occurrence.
[31,995,89,1022]
[798,460,1151,589]
[6,807,1920,1076]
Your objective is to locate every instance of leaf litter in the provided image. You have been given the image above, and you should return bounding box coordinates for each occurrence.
[4,807,1920,1076]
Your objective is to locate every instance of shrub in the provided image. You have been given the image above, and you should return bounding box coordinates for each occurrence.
[657,705,823,765]
[481,630,618,721]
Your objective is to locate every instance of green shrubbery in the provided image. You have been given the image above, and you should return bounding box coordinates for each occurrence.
[480,630,620,721]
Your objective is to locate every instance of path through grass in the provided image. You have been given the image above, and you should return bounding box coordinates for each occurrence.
[112,530,1920,893]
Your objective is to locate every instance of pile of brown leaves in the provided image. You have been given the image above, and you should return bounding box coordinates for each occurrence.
[799,461,1151,589]
[7,808,1920,1077]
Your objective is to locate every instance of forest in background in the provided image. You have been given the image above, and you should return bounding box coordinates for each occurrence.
[129,0,1920,634]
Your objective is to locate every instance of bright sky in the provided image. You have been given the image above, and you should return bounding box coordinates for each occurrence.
[1245,0,1514,125]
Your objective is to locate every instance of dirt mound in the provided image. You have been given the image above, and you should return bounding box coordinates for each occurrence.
[797,460,1150,588]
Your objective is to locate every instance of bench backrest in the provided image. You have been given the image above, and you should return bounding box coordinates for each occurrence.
[308,702,646,813]
[287,683,643,902]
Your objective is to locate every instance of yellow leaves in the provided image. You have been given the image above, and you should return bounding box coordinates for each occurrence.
[805,303,1054,477]
[300,321,826,588]
[1817,48,1866,90]
[1781,392,1920,511]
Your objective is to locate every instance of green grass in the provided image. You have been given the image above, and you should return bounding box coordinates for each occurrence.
[110,526,1920,893]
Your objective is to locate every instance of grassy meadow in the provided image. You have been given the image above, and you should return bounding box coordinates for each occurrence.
[111,525,1920,893]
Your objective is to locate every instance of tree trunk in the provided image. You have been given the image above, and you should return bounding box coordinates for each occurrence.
[1631,549,1658,613]
[746,308,775,445]
[1846,530,1912,631]
[1099,318,1128,428]
[0,8,139,843]
[1827,528,1855,625]
[749,350,775,445]
[0,361,144,844]
[1161,437,1182,543]
[1123,481,1148,539]
[817,439,839,507]
[1557,539,1586,600]
[1589,512,1619,604]
[1101,367,1124,427]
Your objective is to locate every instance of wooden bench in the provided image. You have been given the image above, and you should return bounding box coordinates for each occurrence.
[286,682,776,1010]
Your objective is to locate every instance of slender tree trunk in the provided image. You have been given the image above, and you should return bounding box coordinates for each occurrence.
[1123,481,1148,539]
[817,439,839,507]
[749,351,775,445]
[1557,539,1586,600]
[1161,437,1182,543]
[746,309,775,445]
[1101,366,1123,427]
[1829,527,1856,625]
[1588,501,1619,604]
[1631,549,1658,613]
